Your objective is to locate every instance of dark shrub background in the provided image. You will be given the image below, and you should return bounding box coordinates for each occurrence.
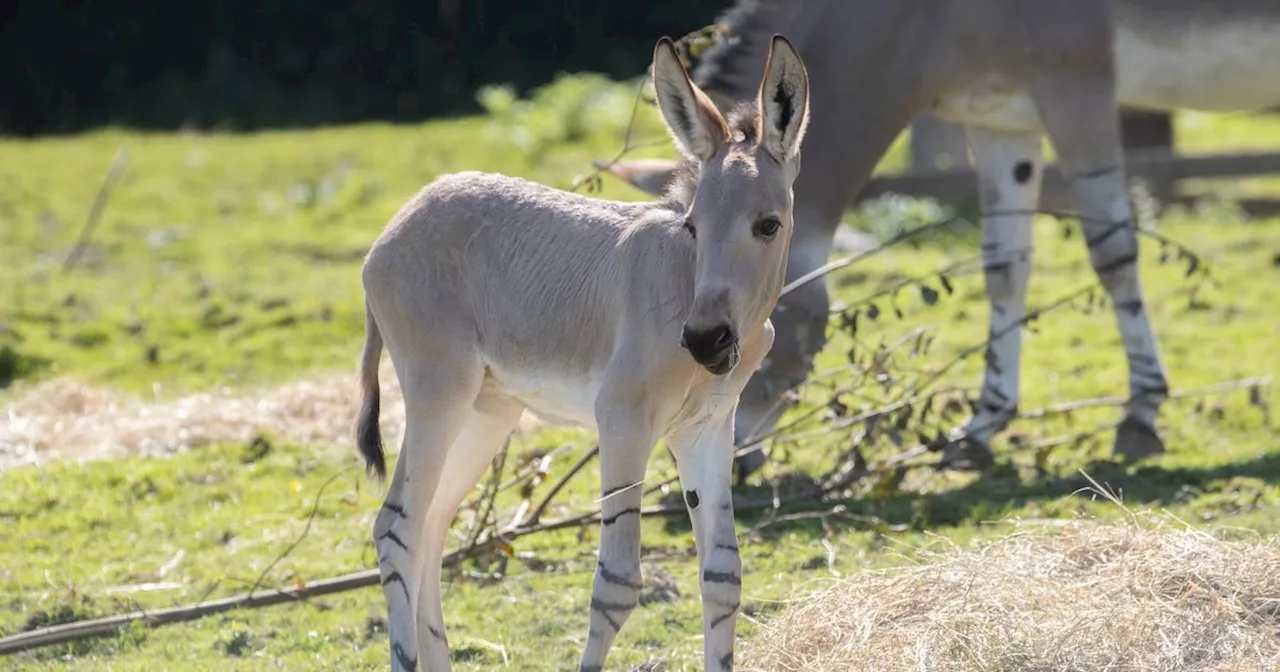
[0,0,728,135]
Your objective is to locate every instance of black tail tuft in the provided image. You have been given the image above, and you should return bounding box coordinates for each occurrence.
[356,390,386,479]
[356,299,387,480]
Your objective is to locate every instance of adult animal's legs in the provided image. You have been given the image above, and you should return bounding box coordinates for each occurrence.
[947,127,1045,468]
[1029,74,1170,458]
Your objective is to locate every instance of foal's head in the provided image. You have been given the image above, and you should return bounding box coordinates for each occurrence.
[652,35,810,375]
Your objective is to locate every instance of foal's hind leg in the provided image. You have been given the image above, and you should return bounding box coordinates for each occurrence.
[414,393,524,672]
[373,357,484,672]
[947,127,1045,469]
[1028,75,1170,458]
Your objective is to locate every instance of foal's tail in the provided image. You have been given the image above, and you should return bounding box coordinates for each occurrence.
[355,299,387,480]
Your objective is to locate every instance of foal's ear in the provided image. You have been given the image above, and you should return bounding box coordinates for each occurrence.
[757,35,810,164]
[652,37,732,163]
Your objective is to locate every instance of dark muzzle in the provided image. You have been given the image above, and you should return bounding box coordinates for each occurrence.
[680,322,739,375]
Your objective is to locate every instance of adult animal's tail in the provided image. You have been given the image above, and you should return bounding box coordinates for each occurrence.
[355,299,387,479]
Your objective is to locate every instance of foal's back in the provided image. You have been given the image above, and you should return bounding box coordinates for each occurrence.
[363,171,694,385]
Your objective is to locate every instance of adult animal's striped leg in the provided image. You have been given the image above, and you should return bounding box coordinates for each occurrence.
[949,127,1045,469]
[668,415,741,671]
[577,409,658,672]
[1030,74,1170,458]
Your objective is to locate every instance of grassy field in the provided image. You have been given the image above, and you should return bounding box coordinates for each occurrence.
[2,74,1279,670]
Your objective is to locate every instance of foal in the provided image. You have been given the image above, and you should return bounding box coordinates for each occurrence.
[355,35,810,671]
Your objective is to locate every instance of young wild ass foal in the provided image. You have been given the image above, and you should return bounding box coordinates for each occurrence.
[354,36,810,672]
[609,0,1280,475]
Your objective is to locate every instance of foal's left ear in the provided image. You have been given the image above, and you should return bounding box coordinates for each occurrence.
[757,35,810,164]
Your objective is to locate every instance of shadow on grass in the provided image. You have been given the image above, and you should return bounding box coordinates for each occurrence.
[656,450,1280,541]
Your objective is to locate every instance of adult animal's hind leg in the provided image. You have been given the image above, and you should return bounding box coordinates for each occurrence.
[1029,75,1169,458]
[373,356,484,672]
[414,393,525,672]
[946,127,1044,469]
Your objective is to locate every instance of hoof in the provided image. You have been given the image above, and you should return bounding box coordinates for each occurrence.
[733,449,768,487]
[1113,416,1165,459]
[939,436,995,471]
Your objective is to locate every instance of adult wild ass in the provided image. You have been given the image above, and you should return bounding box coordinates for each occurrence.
[608,0,1280,475]
[355,36,810,671]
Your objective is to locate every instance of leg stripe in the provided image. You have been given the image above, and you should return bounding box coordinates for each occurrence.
[392,641,418,671]
[590,598,629,632]
[1074,164,1122,179]
[715,543,739,552]
[601,482,640,499]
[710,603,740,629]
[382,502,408,519]
[1085,220,1129,248]
[983,260,1012,275]
[427,624,444,641]
[720,651,734,670]
[379,529,409,552]
[382,570,411,602]
[703,569,741,585]
[1115,299,1143,316]
[597,562,642,590]
[1094,253,1138,276]
[601,507,641,526]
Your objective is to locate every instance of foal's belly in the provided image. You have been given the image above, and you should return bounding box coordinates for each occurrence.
[1114,22,1280,112]
[484,367,603,430]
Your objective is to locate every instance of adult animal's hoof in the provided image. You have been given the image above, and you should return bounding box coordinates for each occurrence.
[1113,416,1165,458]
[939,436,995,471]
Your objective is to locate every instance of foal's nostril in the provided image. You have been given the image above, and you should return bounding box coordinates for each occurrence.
[708,323,734,350]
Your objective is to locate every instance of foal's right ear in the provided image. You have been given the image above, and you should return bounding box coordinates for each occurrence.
[652,37,732,163]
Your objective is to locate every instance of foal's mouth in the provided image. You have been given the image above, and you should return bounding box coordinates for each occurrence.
[701,343,740,376]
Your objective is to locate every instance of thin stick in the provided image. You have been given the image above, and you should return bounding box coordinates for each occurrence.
[522,444,599,526]
[781,216,970,297]
[63,148,129,273]
[246,466,357,597]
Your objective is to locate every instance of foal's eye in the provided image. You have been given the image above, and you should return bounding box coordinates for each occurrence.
[684,216,697,239]
[753,215,782,240]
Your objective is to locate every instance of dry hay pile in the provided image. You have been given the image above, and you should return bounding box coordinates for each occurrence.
[1,362,543,469]
[742,518,1280,672]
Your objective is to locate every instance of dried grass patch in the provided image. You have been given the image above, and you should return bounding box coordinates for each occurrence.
[1,362,544,469]
[742,516,1280,672]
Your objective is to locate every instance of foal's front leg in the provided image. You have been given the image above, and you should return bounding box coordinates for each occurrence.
[577,409,659,672]
[668,415,741,671]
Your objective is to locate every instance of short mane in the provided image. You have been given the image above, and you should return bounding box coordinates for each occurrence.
[660,102,762,210]
[691,0,806,103]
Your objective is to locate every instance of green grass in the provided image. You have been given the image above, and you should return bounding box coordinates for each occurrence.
[2,76,1279,670]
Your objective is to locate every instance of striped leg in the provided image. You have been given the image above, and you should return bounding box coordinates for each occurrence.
[1068,166,1168,456]
[668,415,741,671]
[1031,75,1169,458]
[577,410,658,672]
[413,394,525,671]
[373,359,483,672]
[948,127,1044,468]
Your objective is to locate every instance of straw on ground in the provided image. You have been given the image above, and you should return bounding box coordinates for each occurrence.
[742,514,1280,672]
